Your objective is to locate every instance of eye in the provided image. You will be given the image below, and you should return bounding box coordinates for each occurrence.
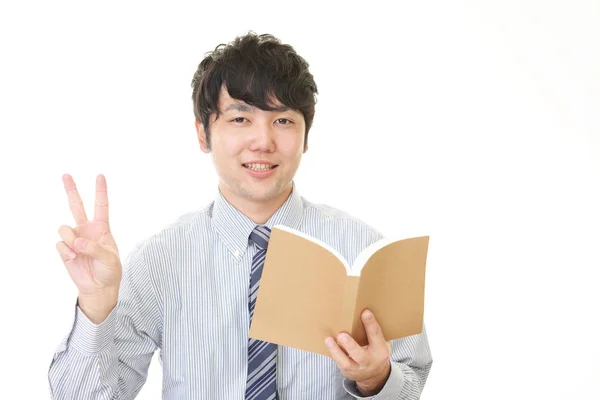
[231,117,247,123]
[276,118,293,125]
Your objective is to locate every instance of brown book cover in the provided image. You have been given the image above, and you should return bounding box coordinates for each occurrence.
[248,225,430,357]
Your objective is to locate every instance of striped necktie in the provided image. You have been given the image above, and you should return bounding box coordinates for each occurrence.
[245,225,278,400]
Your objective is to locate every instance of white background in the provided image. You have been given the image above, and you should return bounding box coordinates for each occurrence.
[1,0,599,398]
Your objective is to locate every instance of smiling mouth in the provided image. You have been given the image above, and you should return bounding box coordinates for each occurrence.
[242,163,279,171]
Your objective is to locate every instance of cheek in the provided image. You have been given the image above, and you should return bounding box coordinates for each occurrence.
[216,135,246,157]
[278,135,305,157]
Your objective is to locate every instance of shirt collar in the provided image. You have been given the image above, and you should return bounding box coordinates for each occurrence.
[212,181,304,260]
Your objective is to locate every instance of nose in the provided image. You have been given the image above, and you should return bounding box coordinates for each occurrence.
[248,122,276,152]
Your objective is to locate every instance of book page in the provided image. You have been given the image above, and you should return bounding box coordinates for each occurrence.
[351,236,429,343]
[249,227,349,356]
[351,236,398,276]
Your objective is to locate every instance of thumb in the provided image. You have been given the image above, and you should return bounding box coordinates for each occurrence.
[74,237,119,266]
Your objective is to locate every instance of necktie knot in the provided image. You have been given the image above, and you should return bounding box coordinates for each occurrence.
[249,225,271,251]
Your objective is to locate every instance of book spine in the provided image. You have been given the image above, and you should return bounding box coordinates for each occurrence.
[339,276,360,335]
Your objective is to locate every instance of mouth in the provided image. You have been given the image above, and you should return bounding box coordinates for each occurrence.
[242,163,279,171]
[242,162,279,179]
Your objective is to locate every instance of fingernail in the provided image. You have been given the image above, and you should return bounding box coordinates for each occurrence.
[339,334,349,344]
[363,309,373,320]
[67,250,76,260]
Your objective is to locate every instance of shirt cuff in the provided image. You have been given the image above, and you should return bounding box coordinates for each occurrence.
[343,361,405,399]
[66,304,117,356]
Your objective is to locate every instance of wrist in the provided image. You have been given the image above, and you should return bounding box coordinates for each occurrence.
[78,289,118,324]
[356,361,391,396]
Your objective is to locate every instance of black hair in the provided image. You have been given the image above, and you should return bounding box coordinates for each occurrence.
[191,31,318,150]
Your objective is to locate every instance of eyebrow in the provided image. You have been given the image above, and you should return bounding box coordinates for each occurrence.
[224,102,290,113]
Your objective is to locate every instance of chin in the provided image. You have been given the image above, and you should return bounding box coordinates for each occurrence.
[240,182,287,201]
[247,187,281,201]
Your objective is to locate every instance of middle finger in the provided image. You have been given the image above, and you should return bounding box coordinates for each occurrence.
[337,333,368,366]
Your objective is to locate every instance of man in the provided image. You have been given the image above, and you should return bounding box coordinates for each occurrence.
[49,32,432,399]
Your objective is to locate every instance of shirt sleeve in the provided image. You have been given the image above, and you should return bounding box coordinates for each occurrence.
[342,324,433,399]
[48,242,162,399]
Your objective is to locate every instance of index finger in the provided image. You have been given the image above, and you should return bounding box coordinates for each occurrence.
[336,333,368,366]
[94,174,109,223]
[62,174,88,224]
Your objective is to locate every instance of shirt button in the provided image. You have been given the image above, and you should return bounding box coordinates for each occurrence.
[234,250,240,257]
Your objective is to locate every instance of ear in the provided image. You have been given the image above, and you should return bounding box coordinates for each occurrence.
[195,120,210,153]
[303,141,309,154]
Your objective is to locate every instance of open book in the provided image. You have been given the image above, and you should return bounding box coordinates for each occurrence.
[248,225,429,357]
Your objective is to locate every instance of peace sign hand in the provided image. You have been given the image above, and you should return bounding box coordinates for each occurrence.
[56,174,122,323]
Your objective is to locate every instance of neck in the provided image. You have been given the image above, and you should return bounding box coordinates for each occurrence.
[219,182,293,225]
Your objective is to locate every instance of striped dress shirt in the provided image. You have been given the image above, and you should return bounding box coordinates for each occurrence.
[48,181,433,399]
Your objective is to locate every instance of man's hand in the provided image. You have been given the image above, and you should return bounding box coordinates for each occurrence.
[325,309,392,396]
[55,174,122,324]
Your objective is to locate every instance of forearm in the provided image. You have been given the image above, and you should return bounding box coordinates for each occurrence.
[49,346,118,399]
[49,304,159,399]
[387,360,432,399]
[49,306,120,399]
[49,245,162,399]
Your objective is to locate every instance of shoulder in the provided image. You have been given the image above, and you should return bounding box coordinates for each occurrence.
[300,197,385,245]
[127,202,214,260]
[303,198,382,233]
[298,198,385,266]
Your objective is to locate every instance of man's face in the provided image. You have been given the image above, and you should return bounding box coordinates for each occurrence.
[196,86,308,205]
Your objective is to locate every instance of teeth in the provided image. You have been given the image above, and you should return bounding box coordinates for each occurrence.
[244,163,275,171]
